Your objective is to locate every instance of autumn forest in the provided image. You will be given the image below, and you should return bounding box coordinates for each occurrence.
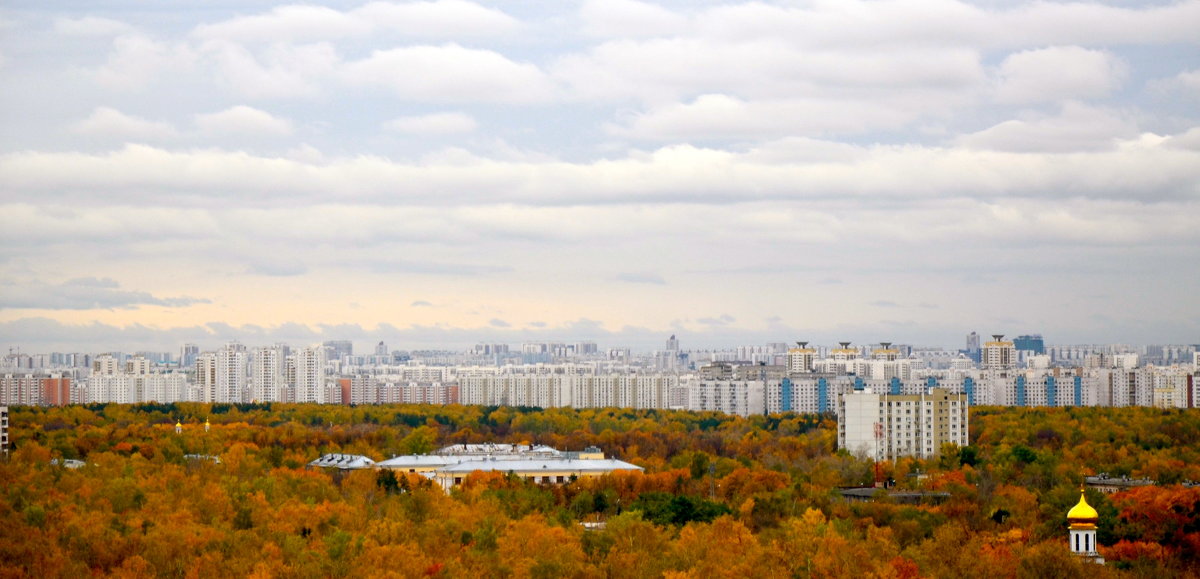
[2,403,1199,578]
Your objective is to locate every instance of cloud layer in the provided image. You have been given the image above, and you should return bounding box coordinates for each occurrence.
[1,0,1198,350]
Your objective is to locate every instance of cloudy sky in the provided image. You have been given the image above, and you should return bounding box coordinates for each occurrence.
[1,0,1198,353]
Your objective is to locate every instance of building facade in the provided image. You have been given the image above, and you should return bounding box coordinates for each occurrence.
[837,387,969,461]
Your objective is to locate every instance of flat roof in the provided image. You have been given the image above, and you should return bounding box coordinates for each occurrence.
[438,458,642,474]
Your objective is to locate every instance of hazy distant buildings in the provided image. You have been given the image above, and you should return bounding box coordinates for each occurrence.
[323,340,353,363]
[965,332,981,363]
[180,343,199,368]
[0,335,1195,420]
[1014,335,1045,355]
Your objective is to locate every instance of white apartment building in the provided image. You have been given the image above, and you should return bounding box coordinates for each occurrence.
[294,346,327,404]
[981,336,1016,370]
[686,379,766,418]
[87,374,135,404]
[251,344,288,403]
[92,354,121,376]
[787,344,817,374]
[837,388,969,461]
[142,373,190,403]
[194,344,249,403]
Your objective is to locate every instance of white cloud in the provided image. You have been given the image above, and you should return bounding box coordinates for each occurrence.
[553,37,985,105]
[580,0,687,38]
[94,34,195,90]
[609,94,917,140]
[54,16,135,37]
[353,0,520,39]
[342,44,555,103]
[192,5,369,43]
[192,1,518,43]
[384,112,477,135]
[3,135,1198,211]
[8,0,1200,347]
[200,40,339,99]
[994,46,1127,104]
[0,204,218,245]
[194,105,294,137]
[72,107,177,140]
[689,0,1200,50]
[957,102,1139,152]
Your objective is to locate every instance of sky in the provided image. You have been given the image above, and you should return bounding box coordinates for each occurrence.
[1,0,1198,354]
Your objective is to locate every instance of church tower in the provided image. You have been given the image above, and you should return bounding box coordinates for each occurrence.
[1067,488,1104,564]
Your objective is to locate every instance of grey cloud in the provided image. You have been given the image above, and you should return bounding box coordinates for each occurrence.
[247,261,307,277]
[365,260,511,276]
[615,272,666,285]
[871,300,900,308]
[696,314,735,326]
[411,300,433,307]
[489,318,511,328]
[1,278,209,310]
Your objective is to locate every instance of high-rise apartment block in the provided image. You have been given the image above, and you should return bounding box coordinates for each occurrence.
[0,374,74,406]
[787,342,817,374]
[982,335,1016,370]
[294,346,327,404]
[837,388,969,461]
[195,343,248,403]
[251,344,288,403]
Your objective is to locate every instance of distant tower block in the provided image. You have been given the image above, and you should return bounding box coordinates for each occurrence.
[982,334,1016,370]
[873,342,899,361]
[788,341,816,373]
[832,342,859,361]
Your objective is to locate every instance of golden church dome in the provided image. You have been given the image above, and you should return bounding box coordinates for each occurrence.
[1067,490,1098,525]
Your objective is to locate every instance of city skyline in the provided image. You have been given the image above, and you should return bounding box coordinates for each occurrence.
[3,332,1197,361]
[2,1,1198,353]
